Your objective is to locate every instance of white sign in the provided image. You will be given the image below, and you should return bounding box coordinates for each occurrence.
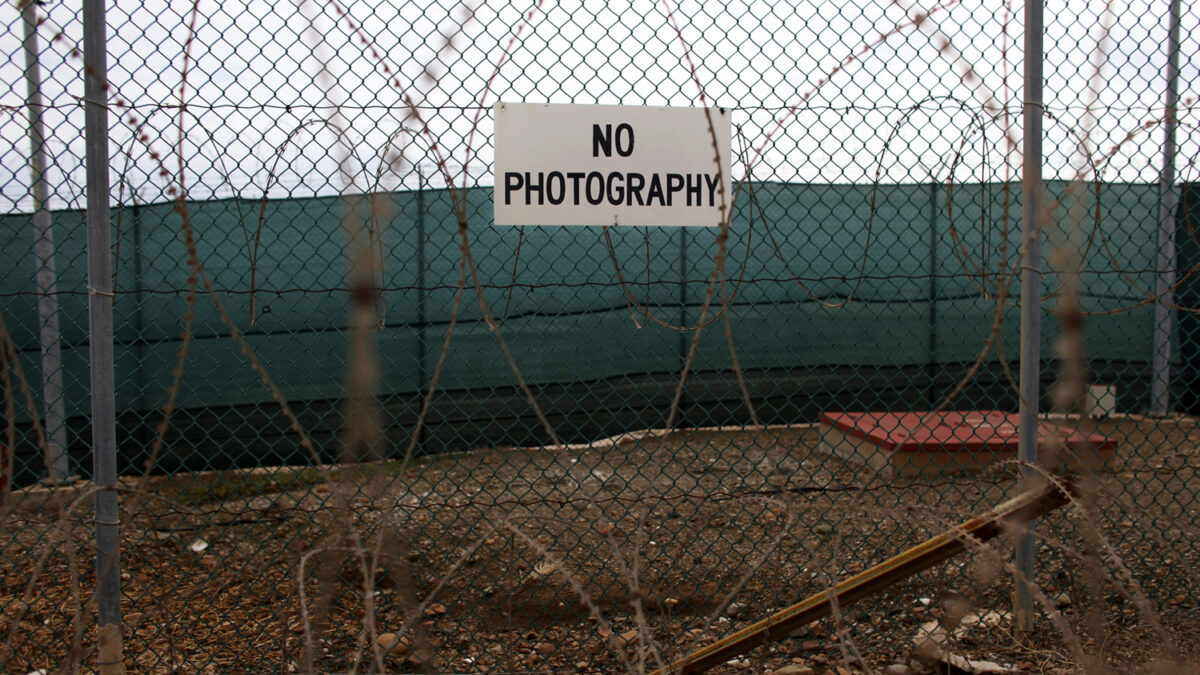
[493,102,731,227]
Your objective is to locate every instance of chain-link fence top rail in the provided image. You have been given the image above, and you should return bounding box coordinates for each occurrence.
[3,0,1200,673]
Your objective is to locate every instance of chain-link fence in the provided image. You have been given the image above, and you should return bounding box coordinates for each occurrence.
[2,0,1199,672]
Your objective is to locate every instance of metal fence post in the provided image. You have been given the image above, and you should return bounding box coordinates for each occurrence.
[677,227,688,426]
[83,0,124,671]
[22,0,71,484]
[131,191,147,416]
[416,164,427,455]
[1015,0,1045,637]
[927,181,939,406]
[1150,0,1182,416]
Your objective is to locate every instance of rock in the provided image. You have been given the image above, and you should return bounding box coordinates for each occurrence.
[909,657,936,674]
[726,602,746,618]
[1053,592,1072,608]
[883,664,912,675]
[534,642,555,655]
[941,593,971,625]
[771,665,815,675]
[815,524,834,534]
[375,632,409,657]
[940,654,1019,674]
[610,628,641,649]
[424,603,447,617]
[913,620,946,656]
[964,610,1010,629]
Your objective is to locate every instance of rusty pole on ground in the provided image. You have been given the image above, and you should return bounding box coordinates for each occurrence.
[651,479,1075,674]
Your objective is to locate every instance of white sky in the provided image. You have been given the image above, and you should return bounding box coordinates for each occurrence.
[1,0,1197,211]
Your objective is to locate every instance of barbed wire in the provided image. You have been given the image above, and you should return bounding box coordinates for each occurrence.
[4,0,1199,672]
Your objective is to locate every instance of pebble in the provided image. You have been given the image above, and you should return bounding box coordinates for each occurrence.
[611,628,641,649]
[771,665,815,675]
[883,664,912,675]
[375,632,409,657]
[534,642,555,655]
[815,524,834,534]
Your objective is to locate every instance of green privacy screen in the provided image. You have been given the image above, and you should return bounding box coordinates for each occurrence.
[1,179,1169,481]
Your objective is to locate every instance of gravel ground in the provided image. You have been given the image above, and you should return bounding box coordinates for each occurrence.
[3,415,1199,674]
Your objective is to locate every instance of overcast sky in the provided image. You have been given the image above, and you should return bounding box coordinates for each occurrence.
[2,0,1197,211]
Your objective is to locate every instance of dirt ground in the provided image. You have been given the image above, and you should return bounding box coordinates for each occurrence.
[3,414,1200,674]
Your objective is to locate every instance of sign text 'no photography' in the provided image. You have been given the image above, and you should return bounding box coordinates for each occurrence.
[493,102,731,227]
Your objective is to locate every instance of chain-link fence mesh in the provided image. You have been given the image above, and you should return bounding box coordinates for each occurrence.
[3,0,1200,672]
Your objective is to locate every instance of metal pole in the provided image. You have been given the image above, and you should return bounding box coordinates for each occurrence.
[1015,0,1044,636]
[677,227,688,425]
[131,190,152,454]
[927,182,938,406]
[22,0,71,484]
[83,0,124,671]
[653,479,1076,675]
[1150,0,1182,416]
[416,164,426,455]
